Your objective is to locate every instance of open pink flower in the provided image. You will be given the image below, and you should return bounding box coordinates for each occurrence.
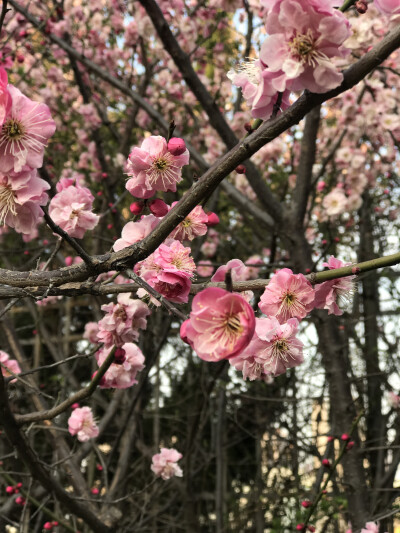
[113,215,159,252]
[0,166,50,234]
[0,350,21,381]
[259,268,315,323]
[126,135,189,198]
[83,322,99,344]
[68,406,99,442]
[169,203,208,241]
[314,256,355,316]
[260,0,351,93]
[0,67,10,127]
[181,287,255,361]
[151,448,183,480]
[246,316,304,376]
[96,342,145,389]
[49,184,99,238]
[0,85,56,172]
[374,0,400,15]
[361,523,384,533]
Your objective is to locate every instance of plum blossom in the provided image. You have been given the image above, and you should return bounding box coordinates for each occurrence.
[259,268,315,323]
[113,215,159,252]
[314,256,355,316]
[169,203,208,241]
[151,448,183,480]
[0,67,10,127]
[0,166,50,234]
[96,343,145,389]
[260,0,351,93]
[180,287,255,361]
[68,406,99,442]
[374,0,400,15]
[48,184,99,238]
[0,350,21,380]
[212,259,254,301]
[197,260,214,277]
[126,136,189,198]
[361,522,387,533]
[388,391,400,409]
[244,316,304,376]
[0,85,56,172]
[97,293,151,348]
[322,188,348,217]
[83,322,99,344]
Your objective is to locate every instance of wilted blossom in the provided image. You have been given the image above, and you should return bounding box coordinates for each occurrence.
[113,215,159,252]
[126,136,189,198]
[96,342,145,389]
[68,406,99,442]
[259,268,315,323]
[169,203,208,241]
[0,166,50,234]
[314,256,355,316]
[49,184,99,238]
[0,350,21,380]
[136,240,196,304]
[180,287,255,361]
[260,0,351,93]
[151,448,183,480]
[0,85,56,172]
[97,293,151,348]
[245,316,304,376]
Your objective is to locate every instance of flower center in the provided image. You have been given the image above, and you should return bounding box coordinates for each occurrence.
[289,30,328,67]
[181,218,192,228]
[146,152,179,188]
[0,184,17,224]
[274,339,288,353]
[2,119,26,140]
[154,158,168,170]
[224,314,243,336]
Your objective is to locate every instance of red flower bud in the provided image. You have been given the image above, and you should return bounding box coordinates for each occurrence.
[301,500,312,508]
[167,137,186,156]
[5,486,14,494]
[355,1,368,13]
[206,212,220,226]
[341,433,350,441]
[43,522,53,531]
[149,198,169,217]
[129,202,144,215]
[114,347,126,365]
[322,459,330,467]
[346,441,355,450]
[235,165,246,174]
[308,526,316,532]
[296,524,305,531]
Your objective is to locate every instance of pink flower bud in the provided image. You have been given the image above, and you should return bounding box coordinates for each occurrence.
[322,459,330,467]
[5,486,14,494]
[15,496,25,505]
[91,487,99,495]
[296,524,305,531]
[301,500,311,508]
[346,441,355,450]
[149,198,169,217]
[43,523,53,531]
[65,256,73,266]
[129,202,144,215]
[167,137,186,156]
[351,266,360,274]
[114,347,126,365]
[321,239,327,245]
[71,403,79,409]
[308,526,316,532]
[316,181,326,191]
[327,435,334,442]
[206,212,220,226]
[235,165,246,174]
[341,433,350,441]
[96,464,103,471]
[16,483,22,488]
[52,522,59,526]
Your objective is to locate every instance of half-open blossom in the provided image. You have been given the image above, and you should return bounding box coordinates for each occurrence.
[151,448,183,480]
[49,184,99,238]
[68,406,99,442]
[246,317,304,376]
[126,136,189,198]
[0,85,56,172]
[0,166,50,234]
[314,256,355,316]
[97,293,151,348]
[259,268,315,323]
[0,350,21,380]
[260,0,351,93]
[96,342,145,389]
[169,203,208,241]
[181,287,255,361]
[113,215,159,252]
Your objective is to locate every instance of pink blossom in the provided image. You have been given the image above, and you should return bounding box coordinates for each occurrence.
[0,85,56,172]
[197,260,214,277]
[361,523,380,533]
[246,255,264,280]
[0,166,50,234]
[245,316,304,376]
[151,447,183,480]
[0,67,10,127]
[126,136,189,198]
[260,0,351,93]
[181,288,255,361]
[228,61,291,120]
[68,406,99,442]
[97,293,151,348]
[169,203,208,241]
[212,259,250,283]
[113,215,159,252]
[259,268,315,323]
[83,322,100,344]
[48,184,99,238]
[0,350,21,380]
[374,0,400,15]
[229,351,273,382]
[322,188,348,217]
[388,391,400,409]
[96,343,145,389]
[314,256,355,316]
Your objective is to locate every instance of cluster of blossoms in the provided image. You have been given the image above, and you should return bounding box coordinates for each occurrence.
[68,406,99,442]
[181,257,355,381]
[0,350,21,380]
[346,521,388,533]
[0,68,55,234]
[151,447,183,480]
[229,0,400,120]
